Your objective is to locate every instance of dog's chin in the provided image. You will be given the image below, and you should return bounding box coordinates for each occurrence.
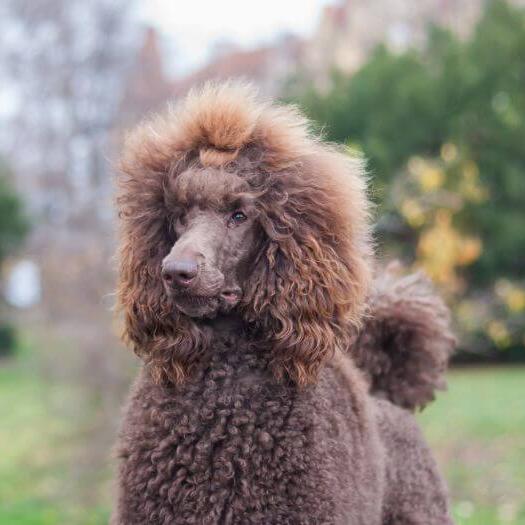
[174,295,220,319]
[173,291,241,319]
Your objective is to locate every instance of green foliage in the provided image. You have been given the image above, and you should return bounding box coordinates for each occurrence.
[0,159,30,358]
[296,48,443,190]
[292,0,525,358]
[0,160,29,264]
[294,0,525,286]
[0,323,17,358]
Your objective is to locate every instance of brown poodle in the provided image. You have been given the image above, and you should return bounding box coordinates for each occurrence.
[112,83,456,524]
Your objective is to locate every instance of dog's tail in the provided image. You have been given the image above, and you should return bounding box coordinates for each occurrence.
[352,263,456,411]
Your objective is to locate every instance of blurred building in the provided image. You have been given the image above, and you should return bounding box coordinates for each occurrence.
[171,34,303,98]
[303,0,525,87]
[118,27,174,129]
[118,28,303,128]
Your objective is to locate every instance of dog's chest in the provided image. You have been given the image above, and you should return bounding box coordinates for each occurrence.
[160,389,317,520]
[119,351,339,522]
[117,345,377,524]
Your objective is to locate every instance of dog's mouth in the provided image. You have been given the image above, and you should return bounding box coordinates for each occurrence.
[220,288,241,306]
[173,288,242,318]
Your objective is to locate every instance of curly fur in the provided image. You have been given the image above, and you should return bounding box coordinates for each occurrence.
[113,83,455,524]
[352,263,456,411]
[117,82,372,386]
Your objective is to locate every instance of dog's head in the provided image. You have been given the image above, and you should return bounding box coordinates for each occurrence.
[117,83,372,385]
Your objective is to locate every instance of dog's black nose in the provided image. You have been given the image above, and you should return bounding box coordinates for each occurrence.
[162,259,199,287]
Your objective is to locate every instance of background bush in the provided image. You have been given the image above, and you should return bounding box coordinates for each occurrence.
[291,0,525,361]
[0,160,29,358]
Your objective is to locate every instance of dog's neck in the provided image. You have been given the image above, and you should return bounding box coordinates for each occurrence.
[200,312,246,338]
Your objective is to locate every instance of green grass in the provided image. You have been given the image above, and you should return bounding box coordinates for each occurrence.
[418,367,525,525]
[0,357,523,524]
[0,362,110,525]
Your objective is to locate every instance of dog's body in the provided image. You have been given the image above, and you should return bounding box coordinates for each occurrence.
[115,329,384,524]
[114,335,449,524]
[112,84,455,524]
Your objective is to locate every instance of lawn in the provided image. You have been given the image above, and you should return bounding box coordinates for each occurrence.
[418,366,525,525]
[0,360,111,525]
[1,358,523,524]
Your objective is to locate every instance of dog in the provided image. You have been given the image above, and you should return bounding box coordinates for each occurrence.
[112,83,455,524]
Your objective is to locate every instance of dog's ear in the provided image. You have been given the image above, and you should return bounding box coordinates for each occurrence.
[243,149,372,385]
[116,162,209,385]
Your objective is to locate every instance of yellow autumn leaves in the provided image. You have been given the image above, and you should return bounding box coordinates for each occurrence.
[495,280,525,313]
[397,144,486,293]
[417,210,482,290]
[392,144,524,352]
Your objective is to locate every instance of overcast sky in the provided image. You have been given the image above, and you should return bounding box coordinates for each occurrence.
[140,0,333,74]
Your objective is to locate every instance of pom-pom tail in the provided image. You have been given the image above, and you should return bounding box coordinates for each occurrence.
[352,263,456,411]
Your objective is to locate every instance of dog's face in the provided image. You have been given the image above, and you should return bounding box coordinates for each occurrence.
[162,167,260,318]
[117,83,373,385]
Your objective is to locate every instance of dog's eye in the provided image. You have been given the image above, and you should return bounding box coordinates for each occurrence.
[229,210,247,226]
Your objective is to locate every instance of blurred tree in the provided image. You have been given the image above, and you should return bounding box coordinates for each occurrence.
[0,0,140,225]
[294,0,525,287]
[292,0,525,359]
[0,159,29,357]
[0,161,29,263]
